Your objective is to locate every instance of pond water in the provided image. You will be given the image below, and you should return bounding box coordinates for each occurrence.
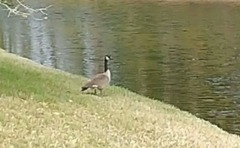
[1,0,240,135]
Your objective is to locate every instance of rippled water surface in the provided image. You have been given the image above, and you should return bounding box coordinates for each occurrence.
[1,0,240,135]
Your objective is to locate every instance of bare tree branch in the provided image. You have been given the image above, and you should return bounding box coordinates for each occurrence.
[0,0,52,20]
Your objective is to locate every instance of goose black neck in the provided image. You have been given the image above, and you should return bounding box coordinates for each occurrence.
[104,59,108,72]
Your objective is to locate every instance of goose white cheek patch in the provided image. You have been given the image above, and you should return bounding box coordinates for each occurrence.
[105,56,110,60]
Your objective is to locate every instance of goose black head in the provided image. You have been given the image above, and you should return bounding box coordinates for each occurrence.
[105,55,112,61]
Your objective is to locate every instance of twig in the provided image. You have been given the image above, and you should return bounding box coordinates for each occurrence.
[0,0,52,20]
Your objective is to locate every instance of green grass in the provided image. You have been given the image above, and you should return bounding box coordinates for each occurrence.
[0,48,240,147]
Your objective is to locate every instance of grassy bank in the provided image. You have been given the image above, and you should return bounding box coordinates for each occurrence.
[0,49,239,147]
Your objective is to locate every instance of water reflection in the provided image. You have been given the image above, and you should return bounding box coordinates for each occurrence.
[1,1,240,135]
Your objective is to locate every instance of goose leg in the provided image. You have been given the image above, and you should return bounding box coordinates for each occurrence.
[94,88,97,95]
[98,88,103,96]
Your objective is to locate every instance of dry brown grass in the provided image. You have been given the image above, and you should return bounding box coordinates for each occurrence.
[0,49,240,147]
[0,96,239,148]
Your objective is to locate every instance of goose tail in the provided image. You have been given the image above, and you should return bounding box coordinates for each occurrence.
[81,87,88,91]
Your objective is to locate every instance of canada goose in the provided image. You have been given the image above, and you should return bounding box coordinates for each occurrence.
[81,55,112,94]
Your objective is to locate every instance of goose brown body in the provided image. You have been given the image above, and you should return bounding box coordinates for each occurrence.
[81,55,112,94]
[81,71,110,91]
